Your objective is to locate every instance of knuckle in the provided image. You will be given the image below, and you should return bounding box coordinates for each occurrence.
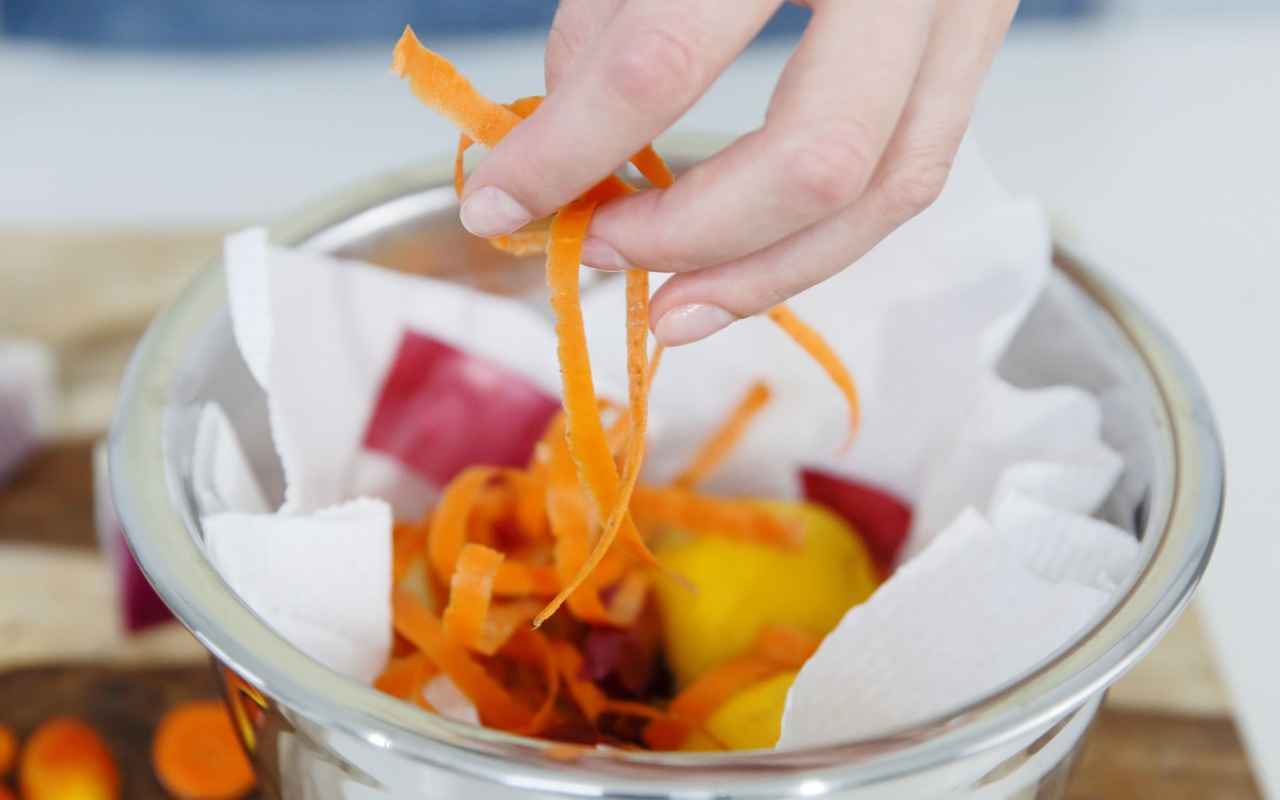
[883,143,957,218]
[784,125,879,212]
[605,26,701,116]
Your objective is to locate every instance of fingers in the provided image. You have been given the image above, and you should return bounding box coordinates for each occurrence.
[582,0,940,273]
[648,0,1020,346]
[545,0,625,93]
[460,0,782,238]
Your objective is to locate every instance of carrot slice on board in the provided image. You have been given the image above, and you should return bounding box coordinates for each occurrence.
[20,717,120,800]
[752,623,822,669]
[643,657,784,750]
[766,304,860,448]
[0,721,15,778]
[672,381,772,490]
[153,701,256,800]
[393,592,533,730]
[442,543,504,650]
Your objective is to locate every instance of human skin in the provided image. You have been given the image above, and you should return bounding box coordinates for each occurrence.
[459,0,1021,346]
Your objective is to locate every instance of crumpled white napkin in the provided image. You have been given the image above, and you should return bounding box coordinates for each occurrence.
[198,136,1141,743]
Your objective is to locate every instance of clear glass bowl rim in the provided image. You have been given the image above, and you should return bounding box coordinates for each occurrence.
[109,139,1224,796]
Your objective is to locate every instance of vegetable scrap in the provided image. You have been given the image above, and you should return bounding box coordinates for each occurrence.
[153,701,257,800]
[18,718,119,800]
[385,26,878,749]
[0,723,14,779]
[0,702,254,800]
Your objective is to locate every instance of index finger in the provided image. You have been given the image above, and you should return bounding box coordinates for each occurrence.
[459,0,782,237]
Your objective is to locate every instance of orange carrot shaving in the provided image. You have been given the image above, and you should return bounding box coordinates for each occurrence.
[537,264,653,627]
[393,592,533,730]
[0,722,15,778]
[0,786,16,800]
[630,144,676,190]
[375,653,436,701]
[752,623,822,669]
[442,543,504,650]
[393,28,521,148]
[630,485,804,548]
[766,304,860,447]
[153,701,256,800]
[492,561,560,597]
[672,381,772,490]
[452,96,552,255]
[20,717,120,800]
[644,657,785,750]
[427,466,497,583]
[475,600,544,655]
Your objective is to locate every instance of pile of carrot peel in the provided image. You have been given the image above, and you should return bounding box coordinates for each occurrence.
[383,27,861,749]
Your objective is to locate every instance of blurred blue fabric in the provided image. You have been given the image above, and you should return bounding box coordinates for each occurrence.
[1,0,1095,48]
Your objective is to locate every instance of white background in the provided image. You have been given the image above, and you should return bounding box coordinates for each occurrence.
[2,5,1279,795]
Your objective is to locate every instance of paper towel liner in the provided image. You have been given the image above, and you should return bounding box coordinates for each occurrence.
[196,137,1141,745]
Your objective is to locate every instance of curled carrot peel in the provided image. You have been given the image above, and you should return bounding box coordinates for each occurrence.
[630,144,676,190]
[153,701,256,800]
[766,304,860,447]
[393,27,521,148]
[442,543,504,651]
[428,466,498,584]
[375,653,436,701]
[453,96,552,255]
[673,381,772,490]
[535,257,654,627]
[393,592,534,730]
[0,721,15,778]
[630,485,804,548]
[20,717,120,800]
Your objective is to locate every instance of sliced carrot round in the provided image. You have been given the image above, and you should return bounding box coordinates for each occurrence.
[20,717,120,800]
[0,721,16,778]
[153,700,256,800]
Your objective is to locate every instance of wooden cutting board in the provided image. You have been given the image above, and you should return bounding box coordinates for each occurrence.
[0,442,1262,799]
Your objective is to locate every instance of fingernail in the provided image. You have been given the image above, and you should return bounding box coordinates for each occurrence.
[459,186,532,237]
[580,236,633,272]
[654,303,737,347]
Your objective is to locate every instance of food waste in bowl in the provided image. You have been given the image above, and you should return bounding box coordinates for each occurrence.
[109,141,1222,800]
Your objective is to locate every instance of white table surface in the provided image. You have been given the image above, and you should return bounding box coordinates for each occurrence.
[3,10,1279,796]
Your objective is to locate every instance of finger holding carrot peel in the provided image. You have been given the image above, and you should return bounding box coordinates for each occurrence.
[457,0,1018,346]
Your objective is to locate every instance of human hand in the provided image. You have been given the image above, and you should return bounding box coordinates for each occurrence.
[459,0,1020,346]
